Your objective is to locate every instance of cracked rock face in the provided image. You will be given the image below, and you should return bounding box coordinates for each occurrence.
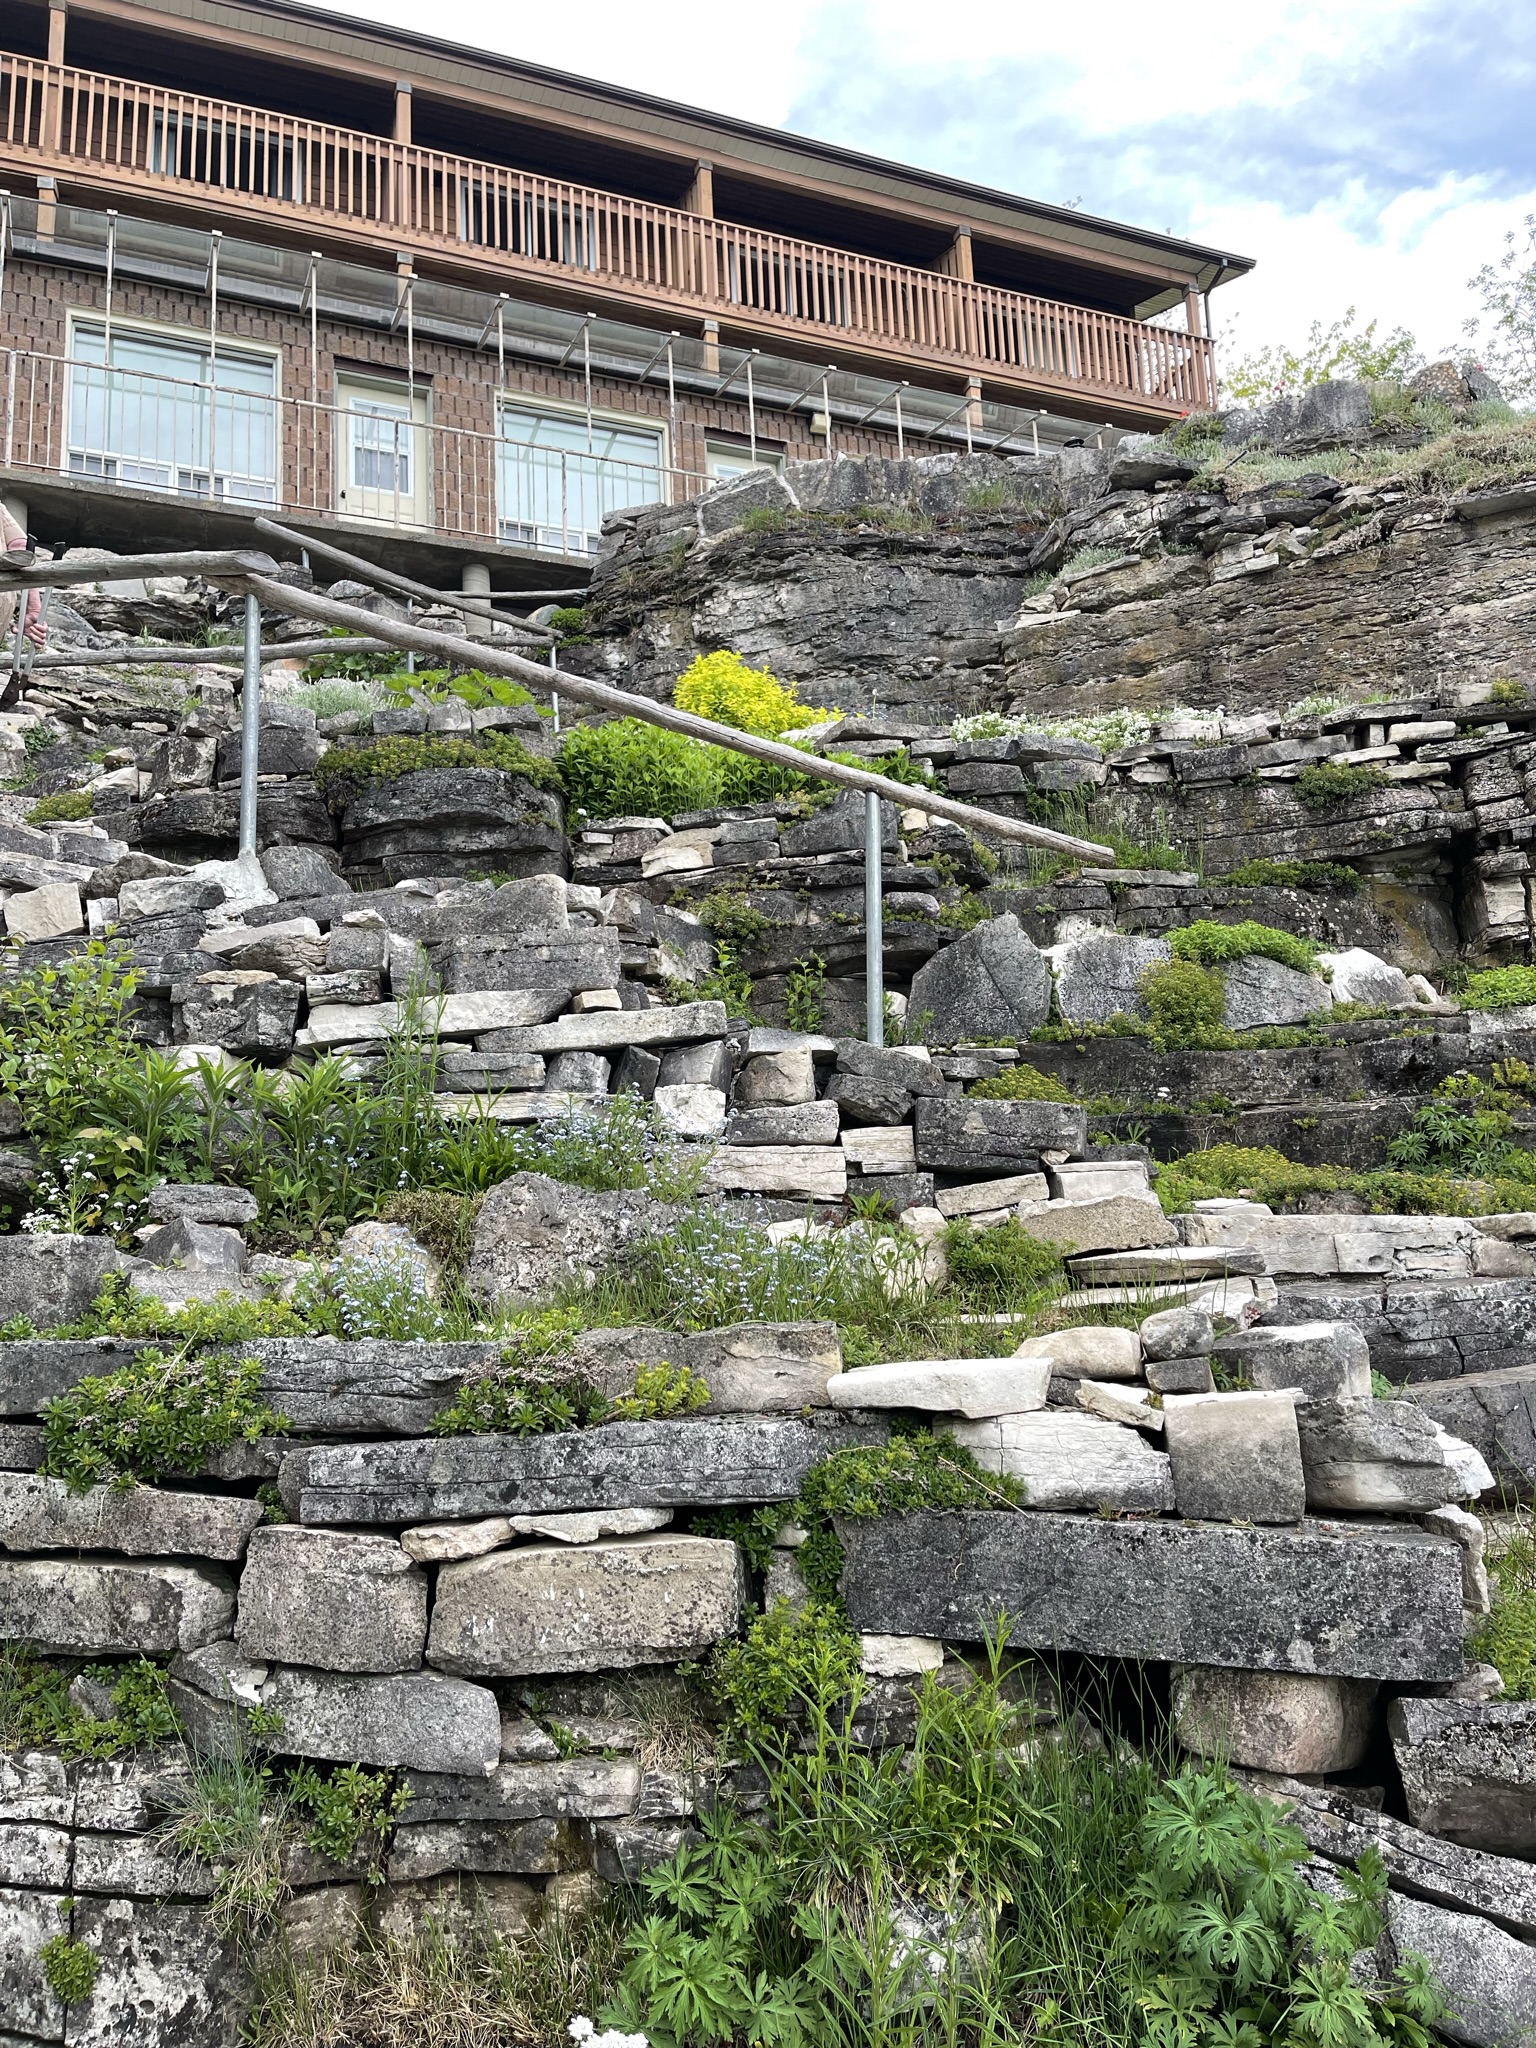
[463,1171,683,1310]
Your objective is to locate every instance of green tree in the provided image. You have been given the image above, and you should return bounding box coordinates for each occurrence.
[1222,306,1421,404]
[1466,216,1536,405]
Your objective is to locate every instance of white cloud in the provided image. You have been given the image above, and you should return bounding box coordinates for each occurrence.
[301,0,1518,369]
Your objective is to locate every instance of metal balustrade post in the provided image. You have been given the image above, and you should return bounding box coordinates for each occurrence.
[238,592,261,857]
[864,790,884,1047]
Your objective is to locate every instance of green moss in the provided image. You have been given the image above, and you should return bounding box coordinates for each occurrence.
[1168,918,1319,974]
[1154,1141,1536,1220]
[1222,858,1362,891]
[967,1063,1079,1103]
[1141,957,1231,1047]
[1462,966,1536,1011]
[314,732,561,810]
[26,789,94,825]
[1296,761,1391,809]
[41,1934,98,2005]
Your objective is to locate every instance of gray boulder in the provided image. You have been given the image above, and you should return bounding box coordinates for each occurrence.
[914,1097,1087,1174]
[734,1049,816,1107]
[1163,1391,1306,1523]
[949,1411,1173,1512]
[1297,1398,1460,1512]
[1409,1367,1536,1500]
[1385,1891,1536,2048]
[1212,1322,1371,1403]
[427,1533,746,1676]
[1047,932,1169,1025]
[72,1895,247,2048]
[568,1321,840,1413]
[907,915,1051,1041]
[464,1173,681,1309]
[0,1235,125,1330]
[1390,1698,1536,1855]
[236,1527,427,1674]
[144,1184,259,1228]
[1222,955,1331,1030]
[259,844,348,900]
[1140,1306,1214,1361]
[0,1558,235,1654]
[175,1662,503,1775]
[172,972,301,1053]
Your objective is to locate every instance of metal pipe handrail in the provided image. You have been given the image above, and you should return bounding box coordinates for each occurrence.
[0,51,1217,413]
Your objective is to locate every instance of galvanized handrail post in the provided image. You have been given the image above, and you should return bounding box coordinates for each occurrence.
[864,789,884,1048]
[238,591,261,857]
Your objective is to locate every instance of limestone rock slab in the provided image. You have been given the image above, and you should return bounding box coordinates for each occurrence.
[1212,1321,1371,1403]
[242,1337,502,1435]
[70,1894,247,2048]
[285,1413,888,1524]
[1163,1391,1306,1524]
[703,1145,848,1201]
[0,1474,262,1560]
[0,1238,126,1333]
[237,1527,426,1673]
[1297,1397,1458,1512]
[1015,1324,1142,1379]
[1013,1195,1176,1255]
[465,1173,682,1310]
[827,1356,1051,1419]
[949,1411,1174,1511]
[1385,1890,1536,2048]
[839,1511,1464,1680]
[400,1758,639,1823]
[0,1559,234,1655]
[222,1667,500,1775]
[1389,1698,1536,1855]
[428,1534,747,1675]
[914,1097,1087,1175]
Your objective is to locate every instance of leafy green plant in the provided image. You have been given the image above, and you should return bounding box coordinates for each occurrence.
[26,788,94,824]
[1140,958,1233,1050]
[381,668,539,713]
[942,1218,1064,1313]
[1153,1140,1536,1220]
[549,605,590,640]
[1490,677,1526,706]
[690,1504,788,1576]
[1462,965,1536,1011]
[285,1763,409,1883]
[431,1355,608,1437]
[693,887,778,944]
[1168,919,1318,975]
[559,717,808,821]
[1222,857,1362,892]
[0,943,142,1146]
[784,953,828,1033]
[966,1063,1078,1103]
[673,649,816,737]
[41,1348,288,1491]
[293,1246,448,1341]
[40,1930,98,2005]
[0,1648,177,1758]
[710,1599,864,1737]
[1121,1767,1443,2048]
[314,732,560,810]
[1295,762,1391,809]
[46,1272,306,1344]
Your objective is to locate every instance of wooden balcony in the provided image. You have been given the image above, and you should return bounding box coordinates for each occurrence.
[0,53,1216,424]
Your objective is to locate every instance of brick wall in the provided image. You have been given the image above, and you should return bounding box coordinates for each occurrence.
[0,255,905,546]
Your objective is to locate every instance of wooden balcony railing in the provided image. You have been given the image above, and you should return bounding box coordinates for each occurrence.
[0,53,1216,418]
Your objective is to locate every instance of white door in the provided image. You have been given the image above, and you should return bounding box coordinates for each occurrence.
[337,380,430,527]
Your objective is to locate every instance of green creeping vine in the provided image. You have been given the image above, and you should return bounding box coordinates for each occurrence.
[40,1347,288,1491]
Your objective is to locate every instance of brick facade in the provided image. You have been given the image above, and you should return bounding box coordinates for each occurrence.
[0,252,904,552]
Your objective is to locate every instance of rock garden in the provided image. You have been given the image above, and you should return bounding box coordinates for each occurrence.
[3,384,1536,2048]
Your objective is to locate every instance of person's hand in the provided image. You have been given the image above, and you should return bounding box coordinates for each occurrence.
[23,618,47,648]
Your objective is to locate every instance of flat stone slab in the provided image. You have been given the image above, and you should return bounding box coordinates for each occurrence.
[252,1668,501,1775]
[949,1412,1174,1511]
[915,1098,1087,1175]
[0,1473,263,1560]
[0,1339,164,1417]
[241,1338,502,1435]
[1266,1776,1536,1940]
[401,1758,640,1823]
[1066,1244,1267,1282]
[427,1533,746,1676]
[283,1413,889,1524]
[703,1146,847,1201]
[827,1357,1051,1419]
[0,1558,235,1655]
[1410,1365,1536,1498]
[236,1527,427,1674]
[445,1000,729,1056]
[838,1511,1465,1681]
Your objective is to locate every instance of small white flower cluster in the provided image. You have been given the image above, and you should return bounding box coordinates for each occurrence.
[568,2018,647,2048]
[950,707,1153,751]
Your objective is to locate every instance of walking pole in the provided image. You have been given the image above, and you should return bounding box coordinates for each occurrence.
[864,790,884,1047]
[238,593,262,857]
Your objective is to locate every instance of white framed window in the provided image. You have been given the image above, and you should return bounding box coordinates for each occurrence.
[67,319,279,506]
[706,440,784,483]
[496,398,665,555]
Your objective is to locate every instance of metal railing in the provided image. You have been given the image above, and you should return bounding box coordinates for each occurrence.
[0,52,1217,414]
[0,346,709,554]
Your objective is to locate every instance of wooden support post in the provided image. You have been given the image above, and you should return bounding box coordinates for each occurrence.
[683,159,714,217]
[701,317,720,376]
[1184,287,1204,338]
[34,177,57,242]
[393,81,413,146]
[939,228,974,281]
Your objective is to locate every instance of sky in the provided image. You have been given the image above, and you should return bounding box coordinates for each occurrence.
[324,0,1533,377]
